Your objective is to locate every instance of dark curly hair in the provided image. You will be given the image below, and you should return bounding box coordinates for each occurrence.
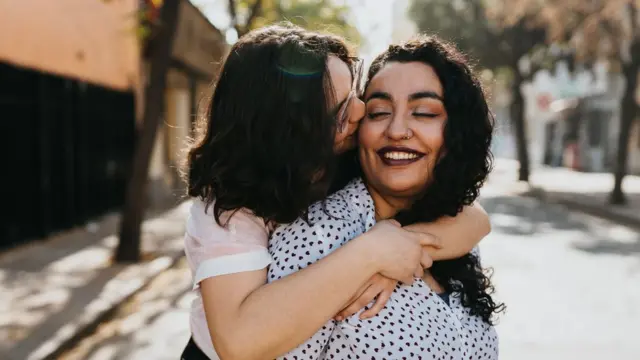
[336,35,504,324]
[186,24,358,226]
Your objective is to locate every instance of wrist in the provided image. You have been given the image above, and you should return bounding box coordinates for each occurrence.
[350,232,384,274]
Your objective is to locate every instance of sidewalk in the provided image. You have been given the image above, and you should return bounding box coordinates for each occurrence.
[0,201,191,360]
[491,159,640,228]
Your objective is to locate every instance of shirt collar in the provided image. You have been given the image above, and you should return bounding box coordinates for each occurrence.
[339,177,376,231]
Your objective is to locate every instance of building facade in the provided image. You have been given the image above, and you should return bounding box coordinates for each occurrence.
[0,0,226,249]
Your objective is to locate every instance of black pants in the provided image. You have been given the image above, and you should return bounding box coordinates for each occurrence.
[181,337,210,360]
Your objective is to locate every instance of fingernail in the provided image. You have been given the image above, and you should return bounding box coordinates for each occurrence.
[335,316,343,321]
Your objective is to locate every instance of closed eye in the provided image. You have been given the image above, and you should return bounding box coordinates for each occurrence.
[413,112,439,118]
[367,112,391,119]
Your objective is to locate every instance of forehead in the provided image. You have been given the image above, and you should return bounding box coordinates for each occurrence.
[366,61,443,99]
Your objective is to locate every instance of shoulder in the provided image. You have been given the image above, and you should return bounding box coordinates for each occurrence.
[308,177,372,222]
[185,199,272,286]
[267,179,373,279]
[187,199,269,246]
[271,178,369,243]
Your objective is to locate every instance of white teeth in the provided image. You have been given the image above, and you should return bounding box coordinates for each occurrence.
[383,151,419,160]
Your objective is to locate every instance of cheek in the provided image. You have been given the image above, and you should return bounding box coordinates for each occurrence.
[416,121,445,153]
[357,121,380,150]
[352,99,365,121]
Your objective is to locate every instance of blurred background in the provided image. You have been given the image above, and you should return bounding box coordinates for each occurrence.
[1,0,639,359]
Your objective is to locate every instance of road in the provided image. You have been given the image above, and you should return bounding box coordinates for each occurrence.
[60,179,640,360]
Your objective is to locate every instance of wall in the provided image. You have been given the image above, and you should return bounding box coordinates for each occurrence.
[0,0,140,91]
[172,0,226,78]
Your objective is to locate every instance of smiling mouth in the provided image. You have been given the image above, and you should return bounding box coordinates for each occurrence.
[377,146,426,166]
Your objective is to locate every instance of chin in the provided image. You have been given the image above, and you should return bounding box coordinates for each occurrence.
[379,181,425,198]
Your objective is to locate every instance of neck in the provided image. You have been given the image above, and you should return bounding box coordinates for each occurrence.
[366,184,413,221]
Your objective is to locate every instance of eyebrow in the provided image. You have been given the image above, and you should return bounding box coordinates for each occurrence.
[366,90,444,103]
[365,91,391,102]
[409,91,443,102]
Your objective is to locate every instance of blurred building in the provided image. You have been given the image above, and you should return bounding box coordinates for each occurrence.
[0,0,226,250]
[520,60,640,174]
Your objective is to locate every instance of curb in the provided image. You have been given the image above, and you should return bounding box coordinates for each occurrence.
[522,186,640,230]
[14,250,185,360]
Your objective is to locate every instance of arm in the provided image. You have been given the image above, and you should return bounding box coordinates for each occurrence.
[202,238,367,360]
[197,216,436,360]
[404,202,490,261]
[335,202,490,320]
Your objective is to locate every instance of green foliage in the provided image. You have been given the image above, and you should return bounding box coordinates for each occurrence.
[409,0,489,60]
[409,0,547,71]
[235,0,361,45]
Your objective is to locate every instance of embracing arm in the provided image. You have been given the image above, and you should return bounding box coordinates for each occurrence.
[404,201,490,261]
[198,218,435,360]
[334,202,490,320]
[202,237,378,360]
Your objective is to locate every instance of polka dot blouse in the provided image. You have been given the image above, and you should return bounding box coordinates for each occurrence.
[267,178,498,360]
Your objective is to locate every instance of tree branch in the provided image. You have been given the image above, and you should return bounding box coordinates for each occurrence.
[629,1,638,34]
[227,0,241,34]
[243,0,264,33]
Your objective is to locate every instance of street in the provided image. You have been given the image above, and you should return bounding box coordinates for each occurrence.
[59,179,640,360]
[481,183,640,359]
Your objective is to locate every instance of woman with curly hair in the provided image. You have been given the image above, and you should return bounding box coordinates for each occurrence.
[181,24,492,360]
[268,35,504,359]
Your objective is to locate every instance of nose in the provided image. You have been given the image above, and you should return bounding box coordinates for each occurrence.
[385,112,410,141]
[349,98,365,124]
[338,98,365,143]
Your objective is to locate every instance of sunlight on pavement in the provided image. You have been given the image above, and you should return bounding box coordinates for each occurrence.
[58,258,194,360]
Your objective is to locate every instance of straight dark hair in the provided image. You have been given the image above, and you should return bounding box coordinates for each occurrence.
[185,24,356,226]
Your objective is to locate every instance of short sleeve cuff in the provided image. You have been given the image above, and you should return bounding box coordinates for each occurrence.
[193,249,273,289]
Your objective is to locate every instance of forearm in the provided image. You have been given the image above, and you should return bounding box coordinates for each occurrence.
[204,237,379,360]
[405,202,490,261]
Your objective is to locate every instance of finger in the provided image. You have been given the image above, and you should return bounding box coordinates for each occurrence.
[360,288,392,319]
[421,252,434,269]
[400,273,415,285]
[414,265,424,278]
[335,281,373,320]
[387,219,401,227]
[416,233,443,248]
[337,285,380,320]
[337,300,365,320]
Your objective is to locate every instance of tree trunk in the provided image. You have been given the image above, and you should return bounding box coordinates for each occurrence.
[610,56,639,205]
[115,0,181,263]
[510,71,531,182]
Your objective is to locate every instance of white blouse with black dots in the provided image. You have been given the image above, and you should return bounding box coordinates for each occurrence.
[267,178,498,360]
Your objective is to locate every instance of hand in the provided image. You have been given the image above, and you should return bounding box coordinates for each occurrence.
[422,270,445,294]
[334,274,398,321]
[363,219,442,285]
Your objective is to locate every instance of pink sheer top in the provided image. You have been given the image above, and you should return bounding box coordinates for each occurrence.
[184,199,271,359]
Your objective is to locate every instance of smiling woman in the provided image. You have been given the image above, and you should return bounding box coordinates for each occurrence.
[267,35,502,360]
[360,61,448,203]
[362,36,501,325]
